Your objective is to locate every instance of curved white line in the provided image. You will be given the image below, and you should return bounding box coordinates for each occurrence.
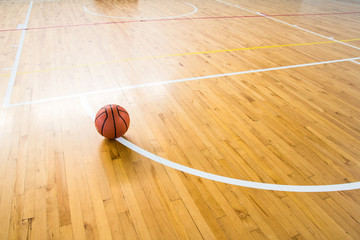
[117,137,360,192]
[83,2,197,20]
[81,97,360,193]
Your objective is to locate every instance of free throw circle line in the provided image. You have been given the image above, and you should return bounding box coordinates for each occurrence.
[81,97,360,192]
[83,2,197,20]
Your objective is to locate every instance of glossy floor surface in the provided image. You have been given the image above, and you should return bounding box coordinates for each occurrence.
[0,0,360,239]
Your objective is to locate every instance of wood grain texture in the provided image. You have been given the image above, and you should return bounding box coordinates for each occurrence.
[0,0,360,239]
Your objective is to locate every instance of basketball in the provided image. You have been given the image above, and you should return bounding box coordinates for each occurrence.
[94,104,130,139]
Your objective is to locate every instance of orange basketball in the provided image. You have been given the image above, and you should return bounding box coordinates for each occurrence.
[94,104,130,139]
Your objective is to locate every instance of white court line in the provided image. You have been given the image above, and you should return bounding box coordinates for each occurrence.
[5,56,360,108]
[81,97,360,192]
[2,1,33,107]
[17,23,27,29]
[80,96,95,120]
[351,59,360,65]
[215,0,360,51]
[83,2,197,20]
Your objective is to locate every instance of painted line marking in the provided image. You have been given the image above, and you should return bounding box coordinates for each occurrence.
[0,37,359,78]
[117,138,360,192]
[216,0,360,51]
[1,11,360,32]
[80,97,360,192]
[266,11,360,17]
[265,15,360,50]
[351,59,360,65]
[17,23,27,29]
[5,56,360,108]
[83,2,197,20]
[80,96,96,120]
[2,1,33,107]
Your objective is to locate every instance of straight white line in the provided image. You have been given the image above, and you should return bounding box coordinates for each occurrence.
[80,97,360,192]
[17,23,27,29]
[20,0,32,24]
[80,96,96,120]
[6,56,360,108]
[2,1,33,107]
[3,30,26,107]
[216,0,360,51]
[351,59,360,65]
[264,15,360,50]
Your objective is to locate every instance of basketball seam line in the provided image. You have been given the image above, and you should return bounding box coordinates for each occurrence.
[110,105,117,139]
[95,107,106,121]
[100,110,108,136]
[119,109,129,115]
[116,107,128,131]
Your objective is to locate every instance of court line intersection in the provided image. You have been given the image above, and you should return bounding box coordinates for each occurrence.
[216,0,360,51]
[2,0,33,107]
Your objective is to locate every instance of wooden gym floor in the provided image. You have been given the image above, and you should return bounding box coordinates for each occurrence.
[1,0,360,239]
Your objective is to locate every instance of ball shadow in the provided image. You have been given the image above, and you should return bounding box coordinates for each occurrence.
[98,137,134,163]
